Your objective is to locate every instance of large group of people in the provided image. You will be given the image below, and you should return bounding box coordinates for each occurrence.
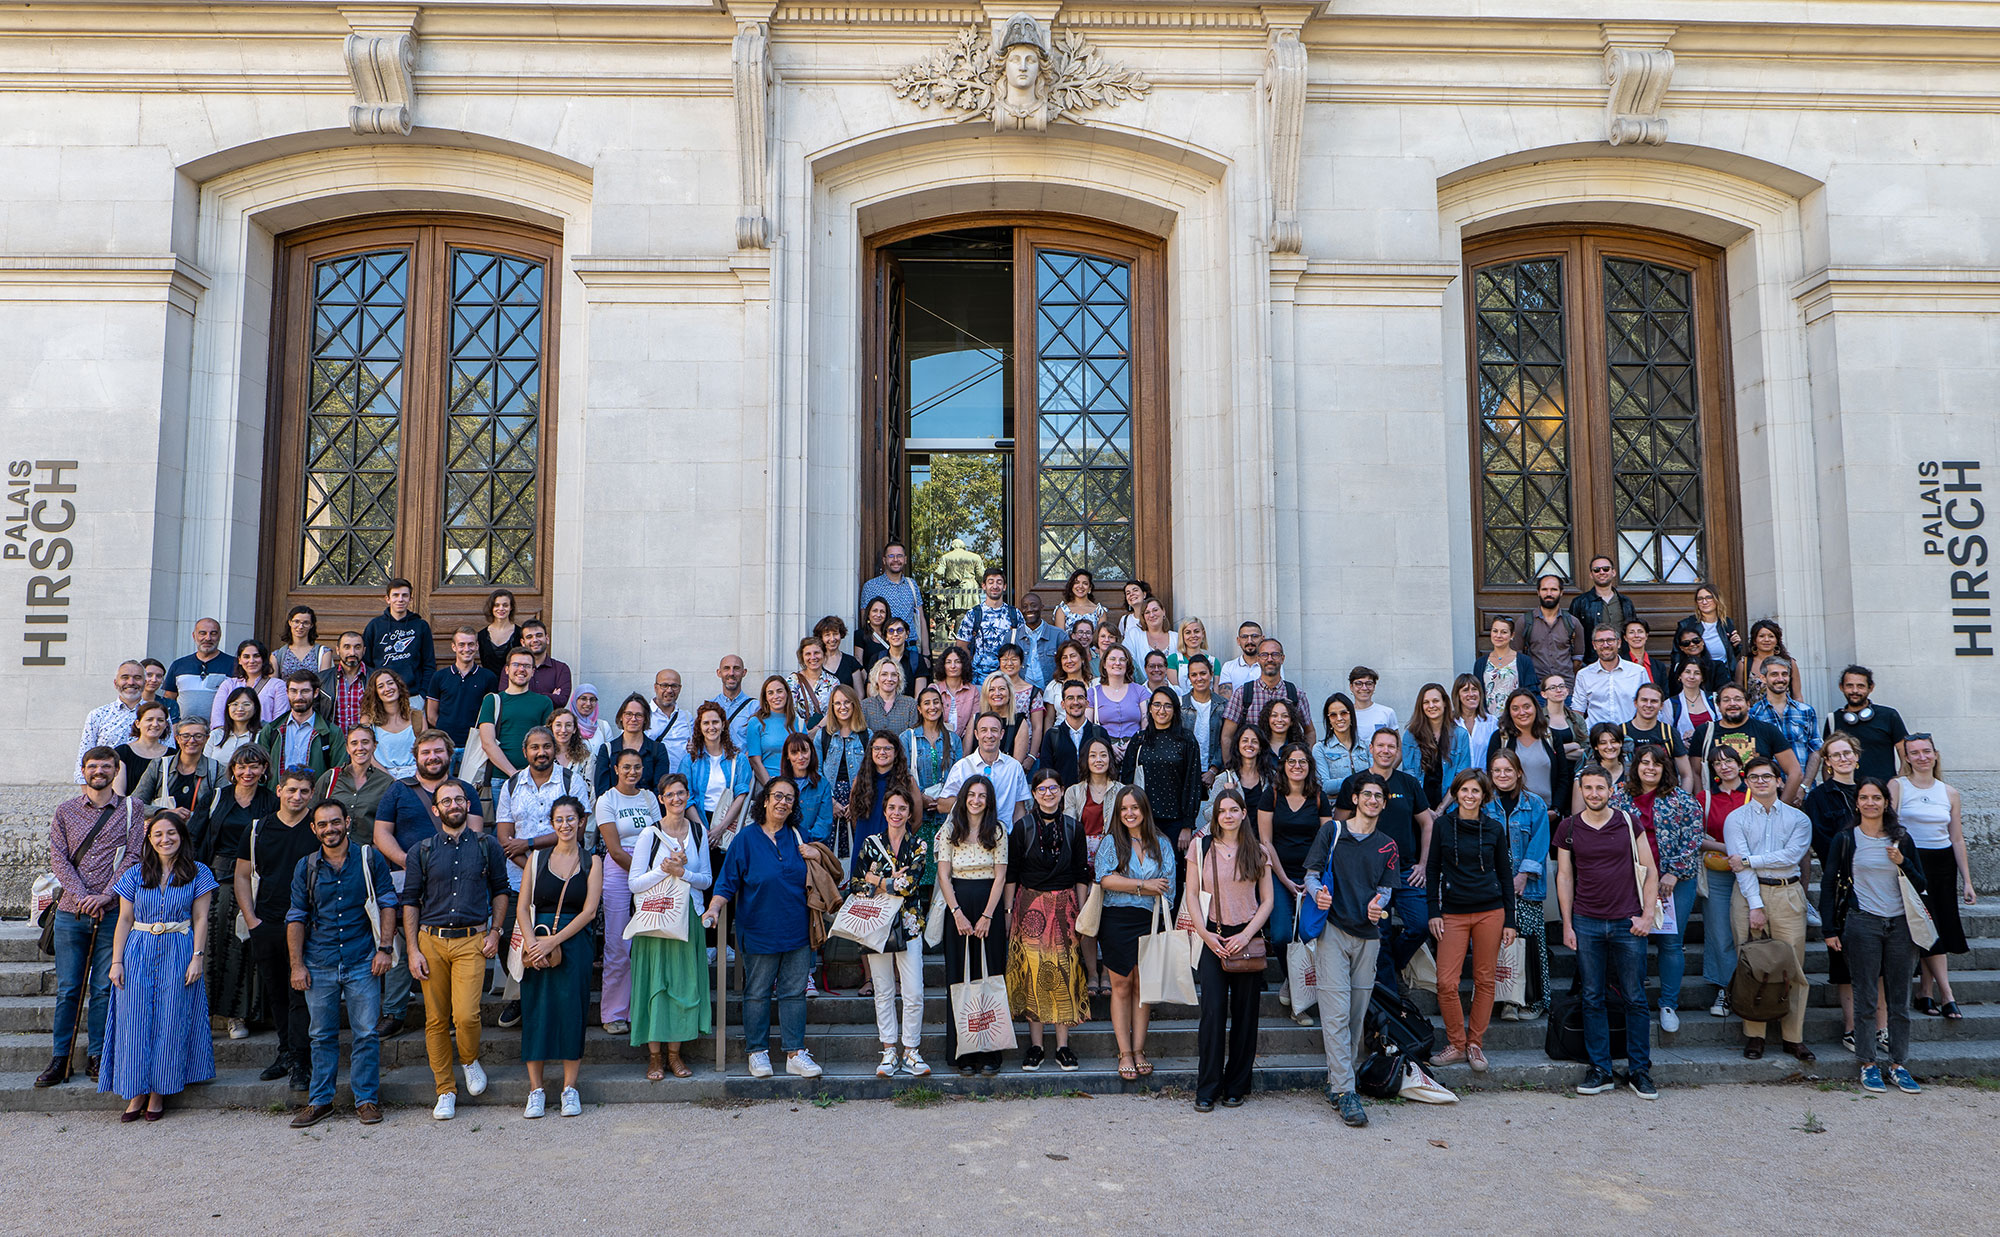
[41,551,1977,1127]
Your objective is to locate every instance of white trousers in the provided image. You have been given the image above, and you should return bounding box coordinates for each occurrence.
[865,942,925,1049]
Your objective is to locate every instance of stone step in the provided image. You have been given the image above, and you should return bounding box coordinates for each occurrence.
[9,1036,2000,1113]
[0,924,44,965]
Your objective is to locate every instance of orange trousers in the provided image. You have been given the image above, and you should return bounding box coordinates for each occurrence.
[1436,909,1505,1051]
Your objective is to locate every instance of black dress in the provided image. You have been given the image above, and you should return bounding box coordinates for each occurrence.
[520,852,595,1064]
[185,784,276,1023]
[477,625,520,677]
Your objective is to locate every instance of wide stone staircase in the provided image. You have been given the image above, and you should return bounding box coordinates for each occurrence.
[4,903,1999,1112]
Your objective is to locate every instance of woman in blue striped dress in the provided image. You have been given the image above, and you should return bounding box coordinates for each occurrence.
[102,810,217,1120]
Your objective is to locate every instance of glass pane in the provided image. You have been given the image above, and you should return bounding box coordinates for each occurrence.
[299,249,408,587]
[907,451,1010,653]
[441,249,545,587]
[1473,258,1572,586]
[1603,257,1705,586]
[1035,250,1133,581]
[896,231,1013,440]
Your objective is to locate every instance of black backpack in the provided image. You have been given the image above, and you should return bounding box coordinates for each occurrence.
[1364,981,1437,1062]
[1355,1049,1406,1099]
[1545,973,1630,1062]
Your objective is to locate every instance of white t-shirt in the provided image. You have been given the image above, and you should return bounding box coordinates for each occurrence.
[1354,702,1400,741]
[594,788,661,850]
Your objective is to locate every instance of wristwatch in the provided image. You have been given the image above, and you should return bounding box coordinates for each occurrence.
[376,945,393,956]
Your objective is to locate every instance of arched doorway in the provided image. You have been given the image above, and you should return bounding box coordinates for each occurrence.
[861,214,1169,647]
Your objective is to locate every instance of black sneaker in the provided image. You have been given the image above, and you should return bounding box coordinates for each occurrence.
[1054,1046,1079,1072]
[1021,1045,1045,1072]
[289,1070,310,1093]
[259,1058,291,1082]
[1332,1090,1369,1127]
[1628,1070,1658,1100]
[498,1000,522,1029]
[1576,1066,1616,1095]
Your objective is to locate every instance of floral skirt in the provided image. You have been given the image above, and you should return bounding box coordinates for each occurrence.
[1005,887,1089,1025]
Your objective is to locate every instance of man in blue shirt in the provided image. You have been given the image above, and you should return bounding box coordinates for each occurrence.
[1011,591,1062,689]
[426,627,498,757]
[955,568,1023,681]
[162,617,229,723]
[858,540,930,659]
[286,798,396,1128]
[710,654,756,750]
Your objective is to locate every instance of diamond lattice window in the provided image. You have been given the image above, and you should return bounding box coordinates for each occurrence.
[300,250,409,587]
[1604,258,1705,584]
[442,251,544,587]
[1035,250,1134,581]
[1474,258,1573,587]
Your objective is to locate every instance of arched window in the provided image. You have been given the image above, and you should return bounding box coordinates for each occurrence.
[1465,226,1741,635]
[260,216,559,644]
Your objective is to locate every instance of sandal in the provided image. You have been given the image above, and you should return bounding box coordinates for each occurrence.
[1117,1052,1138,1081]
[1913,995,1942,1016]
[668,1047,693,1077]
[1941,1001,1964,1021]
[1133,1052,1154,1076]
[647,1051,666,1083]
[859,980,874,997]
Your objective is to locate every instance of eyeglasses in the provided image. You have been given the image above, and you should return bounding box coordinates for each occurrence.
[1745,772,1778,781]
[767,792,795,803]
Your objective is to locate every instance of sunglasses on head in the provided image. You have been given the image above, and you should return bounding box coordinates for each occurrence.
[1908,733,1933,743]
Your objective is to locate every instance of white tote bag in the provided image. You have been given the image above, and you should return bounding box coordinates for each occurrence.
[950,939,1017,1056]
[236,812,258,942]
[1901,873,1939,952]
[1286,904,1319,1014]
[1494,935,1528,1008]
[623,828,693,942]
[1401,942,1437,995]
[459,692,498,785]
[830,891,904,953]
[923,892,946,948]
[1136,896,1198,1006]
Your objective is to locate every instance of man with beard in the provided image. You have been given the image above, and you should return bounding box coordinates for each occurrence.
[38,749,145,1086]
[1519,573,1586,692]
[75,661,144,783]
[520,618,571,710]
[1824,665,1909,784]
[372,729,485,1037]
[645,666,696,754]
[325,631,372,733]
[286,799,397,1127]
[256,670,339,784]
[234,767,323,1092]
[403,780,510,1121]
[1691,683,1802,803]
[1749,659,1822,787]
[163,616,229,723]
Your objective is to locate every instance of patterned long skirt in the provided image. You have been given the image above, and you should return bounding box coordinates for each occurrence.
[1514,895,1551,1015]
[205,881,261,1024]
[1005,887,1089,1025]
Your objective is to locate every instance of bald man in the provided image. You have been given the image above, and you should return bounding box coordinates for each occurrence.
[76,661,145,783]
[710,655,755,750]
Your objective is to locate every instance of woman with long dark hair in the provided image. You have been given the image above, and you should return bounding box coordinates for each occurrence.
[1258,742,1329,1023]
[1484,749,1551,1019]
[904,685,960,892]
[209,639,285,732]
[101,810,217,1120]
[933,646,979,739]
[1486,687,1569,818]
[205,686,263,766]
[1062,734,1123,996]
[361,670,418,780]
[515,795,604,1118]
[1186,787,1272,1109]
[850,729,921,870]
[1314,692,1367,792]
[478,588,521,675]
[1054,569,1107,636]
[686,701,753,845]
[1425,770,1516,1072]
[1675,582,1741,683]
[1401,682,1468,811]
[745,675,801,787]
[1745,619,1794,685]
[1668,628,1731,698]
[185,746,272,1041]
[1092,785,1176,1081]
[1120,688,1203,886]
[849,787,932,1077]
[937,775,1011,1075]
[1611,744,1704,1032]
[1804,732,1877,1053]
[1090,646,1146,760]
[592,694,674,798]
[1007,769,1090,1072]
[1821,777,1928,1094]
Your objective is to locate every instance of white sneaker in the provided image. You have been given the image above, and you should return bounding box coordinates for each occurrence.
[1804,902,1823,928]
[462,1059,488,1096]
[559,1087,581,1117]
[1278,986,1292,1008]
[1498,1004,1521,1021]
[805,976,820,999]
[787,1049,823,1079]
[432,1093,456,1121]
[877,1048,899,1078]
[748,1050,774,1078]
[1660,1006,1680,1033]
[522,1089,545,1119]
[1709,992,1729,1018]
[228,1018,250,1040]
[902,1048,931,1077]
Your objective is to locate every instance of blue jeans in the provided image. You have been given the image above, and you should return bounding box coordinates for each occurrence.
[1573,913,1651,1074]
[1374,878,1430,992]
[742,946,811,1055]
[306,959,383,1106]
[1702,868,1739,988]
[52,909,114,1060]
[1652,878,1700,1010]
[1269,881,1296,948]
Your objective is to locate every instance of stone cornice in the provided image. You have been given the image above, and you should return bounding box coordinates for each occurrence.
[0,254,211,315]
[1792,266,2000,322]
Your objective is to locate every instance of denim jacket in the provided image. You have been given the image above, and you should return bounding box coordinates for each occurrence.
[1399,725,1471,790]
[685,750,752,820]
[1314,739,1368,791]
[1484,789,1551,902]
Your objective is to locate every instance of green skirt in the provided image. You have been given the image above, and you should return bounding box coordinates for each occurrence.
[629,928,712,1046]
[521,913,591,1064]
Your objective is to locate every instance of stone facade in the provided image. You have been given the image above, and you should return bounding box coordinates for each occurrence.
[1,1,1997,905]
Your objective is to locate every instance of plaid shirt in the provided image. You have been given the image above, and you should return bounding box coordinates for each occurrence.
[330,667,370,733]
[48,793,145,915]
[1748,693,1820,768]
[1221,676,1314,743]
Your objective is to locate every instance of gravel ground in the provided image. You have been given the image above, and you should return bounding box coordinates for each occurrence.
[5,1083,1996,1232]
